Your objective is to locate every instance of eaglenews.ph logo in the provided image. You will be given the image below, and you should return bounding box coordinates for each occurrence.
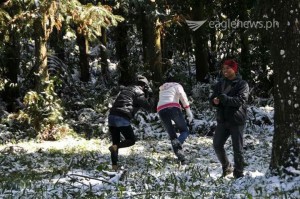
[186,19,207,31]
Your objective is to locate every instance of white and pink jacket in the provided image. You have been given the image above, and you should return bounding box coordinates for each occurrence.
[157,82,190,112]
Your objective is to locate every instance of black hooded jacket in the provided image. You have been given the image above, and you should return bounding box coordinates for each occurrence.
[210,76,249,125]
[109,85,152,120]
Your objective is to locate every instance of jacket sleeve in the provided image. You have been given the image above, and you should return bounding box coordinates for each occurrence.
[134,90,153,112]
[177,84,190,109]
[210,82,221,107]
[222,81,249,107]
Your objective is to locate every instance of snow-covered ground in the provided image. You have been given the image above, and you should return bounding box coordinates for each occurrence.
[0,108,299,198]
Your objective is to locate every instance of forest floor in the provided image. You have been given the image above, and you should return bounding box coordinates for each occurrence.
[0,118,299,198]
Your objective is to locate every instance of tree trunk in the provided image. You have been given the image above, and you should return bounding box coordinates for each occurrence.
[49,25,65,61]
[269,0,300,175]
[33,17,49,92]
[4,42,20,83]
[75,31,90,82]
[238,1,250,79]
[192,0,209,83]
[115,20,132,85]
[113,4,134,86]
[142,3,162,82]
[3,37,21,112]
[32,1,58,91]
[161,30,172,74]
[99,27,109,82]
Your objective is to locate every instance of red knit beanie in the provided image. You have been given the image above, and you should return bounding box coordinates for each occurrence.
[223,59,238,73]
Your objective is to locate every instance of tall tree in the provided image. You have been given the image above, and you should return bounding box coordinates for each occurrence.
[49,25,66,61]
[0,1,21,111]
[114,2,132,85]
[191,0,209,82]
[75,27,90,82]
[268,0,300,175]
[142,1,163,82]
[66,1,123,82]
[33,1,58,91]
[99,27,109,82]
[237,0,250,78]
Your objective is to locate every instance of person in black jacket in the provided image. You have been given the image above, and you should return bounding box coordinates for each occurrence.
[210,59,249,178]
[108,75,153,170]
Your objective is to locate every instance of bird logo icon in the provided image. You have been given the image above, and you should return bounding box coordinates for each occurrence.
[186,19,207,31]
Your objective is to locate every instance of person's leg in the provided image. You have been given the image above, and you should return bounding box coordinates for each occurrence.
[118,125,136,148]
[213,123,232,175]
[171,108,189,144]
[159,108,184,161]
[109,126,120,169]
[108,115,132,170]
[168,108,189,163]
[230,124,245,178]
[158,108,177,140]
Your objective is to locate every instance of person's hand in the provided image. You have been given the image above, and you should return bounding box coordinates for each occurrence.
[186,108,194,124]
[144,86,153,98]
[147,88,153,98]
[213,97,220,105]
[218,94,228,103]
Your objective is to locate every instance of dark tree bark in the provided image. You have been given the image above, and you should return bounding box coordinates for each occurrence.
[3,41,20,83]
[238,0,250,78]
[49,25,66,61]
[99,27,109,81]
[112,2,132,86]
[75,30,90,82]
[268,0,300,175]
[33,15,50,92]
[192,0,209,83]
[161,30,172,74]
[142,2,162,82]
[2,38,21,112]
[115,19,132,86]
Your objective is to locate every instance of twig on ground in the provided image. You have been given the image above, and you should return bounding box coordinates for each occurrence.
[68,173,114,185]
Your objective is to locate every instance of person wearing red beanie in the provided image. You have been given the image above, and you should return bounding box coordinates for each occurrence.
[210,59,249,178]
[223,59,238,73]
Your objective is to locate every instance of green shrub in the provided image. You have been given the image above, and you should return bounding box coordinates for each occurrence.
[17,80,66,140]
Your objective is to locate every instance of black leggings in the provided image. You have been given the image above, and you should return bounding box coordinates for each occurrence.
[109,125,136,148]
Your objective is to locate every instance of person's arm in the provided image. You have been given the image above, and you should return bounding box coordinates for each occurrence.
[177,84,193,123]
[210,82,221,107]
[135,91,153,112]
[177,84,190,109]
[218,81,249,107]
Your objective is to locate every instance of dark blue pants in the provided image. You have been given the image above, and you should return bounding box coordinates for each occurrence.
[158,107,189,144]
[213,122,245,173]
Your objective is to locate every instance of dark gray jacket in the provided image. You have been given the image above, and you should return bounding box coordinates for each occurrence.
[210,76,249,125]
[109,85,152,120]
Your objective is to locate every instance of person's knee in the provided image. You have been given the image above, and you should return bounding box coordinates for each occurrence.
[127,138,135,146]
[131,139,136,146]
[213,140,223,151]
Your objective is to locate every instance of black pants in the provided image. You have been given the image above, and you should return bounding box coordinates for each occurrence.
[213,122,245,173]
[109,125,136,165]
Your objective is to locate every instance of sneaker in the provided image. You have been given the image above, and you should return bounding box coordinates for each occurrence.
[176,150,186,163]
[171,139,182,150]
[222,165,233,177]
[233,170,244,178]
[179,159,187,165]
